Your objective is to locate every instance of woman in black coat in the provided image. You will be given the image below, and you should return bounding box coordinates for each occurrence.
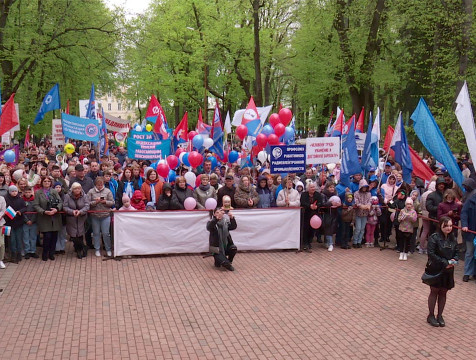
[300,182,324,251]
[423,216,459,327]
[172,176,193,208]
[157,183,181,210]
[207,208,237,271]
[115,167,140,209]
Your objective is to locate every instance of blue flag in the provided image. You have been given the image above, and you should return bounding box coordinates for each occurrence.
[340,118,362,187]
[390,112,413,183]
[411,98,463,188]
[34,83,61,124]
[100,108,109,156]
[361,112,374,172]
[86,83,96,119]
[209,104,224,159]
[61,113,100,142]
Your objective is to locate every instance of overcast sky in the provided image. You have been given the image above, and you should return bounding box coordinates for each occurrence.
[105,0,151,17]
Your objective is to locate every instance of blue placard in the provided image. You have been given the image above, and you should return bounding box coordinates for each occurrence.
[127,131,171,160]
[61,113,100,142]
[270,145,306,174]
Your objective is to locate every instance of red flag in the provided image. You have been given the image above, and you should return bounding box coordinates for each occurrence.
[173,112,188,143]
[24,125,30,149]
[343,114,355,135]
[241,96,261,136]
[331,108,344,136]
[383,126,434,181]
[146,95,168,139]
[0,93,18,136]
[66,99,70,115]
[356,107,365,133]
[196,108,212,135]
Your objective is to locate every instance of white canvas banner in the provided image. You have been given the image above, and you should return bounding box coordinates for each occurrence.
[99,111,130,133]
[455,81,476,162]
[114,208,301,256]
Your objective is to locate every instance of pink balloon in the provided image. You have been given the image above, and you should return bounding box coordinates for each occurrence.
[274,123,285,137]
[166,155,179,169]
[236,125,248,140]
[310,215,322,229]
[184,197,196,210]
[256,133,268,148]
[188,131,198,141]
[156,163,170,178]
[205,198,217,210]
[268,134,279,145]
[269,113,281,128]
[188,151,202,168]
[279,108,293,126]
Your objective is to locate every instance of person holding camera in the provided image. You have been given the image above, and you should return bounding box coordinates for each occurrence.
[207,208,237,271]
[88,177,114,257]
[422,216,459,327]
[33,177,63,261]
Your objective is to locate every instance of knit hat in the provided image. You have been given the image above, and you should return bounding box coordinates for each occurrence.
[71,182,82,190]
[8,185,18,193]
[405,198,413,205]
[122,193,130,202]
[146,202,155,209]
[53,181,62,188]
[12,169,24,182]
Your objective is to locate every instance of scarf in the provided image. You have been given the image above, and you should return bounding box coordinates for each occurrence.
[216,218,230,255]
[124,181,134,198]
[199,184,210,192]
[150,182,156,203]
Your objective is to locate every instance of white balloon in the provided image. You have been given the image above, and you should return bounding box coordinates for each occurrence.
[179,152,186,163]
[257,150,267,164]
[236,158,242,166]
[158,159,166,165]
[135,125,142,132]
[203,138,214,149]
[327,163,336,172]
[184,171,196,187]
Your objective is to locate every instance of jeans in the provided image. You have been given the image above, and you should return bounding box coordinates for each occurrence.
[55,226,67,251]
[8,227,23,254]
[23,223,38,254]
[325,235,333,246]
[353,216,367,244]
[464,237,475,276]
[91,216,111,251]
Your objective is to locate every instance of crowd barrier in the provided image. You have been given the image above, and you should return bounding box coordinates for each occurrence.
[113,208,301,256]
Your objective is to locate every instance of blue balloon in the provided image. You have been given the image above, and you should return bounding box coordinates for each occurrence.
[150,162,158,170]
[283,126,294,141]
[228,150,239,163]
[192,134,204,149]
[208,156,218,169]
[168,169,176,182]
[262,124,274,136]
[4,150,15,163]
[182,153,190,167]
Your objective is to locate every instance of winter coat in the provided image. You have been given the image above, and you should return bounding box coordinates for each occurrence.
[388,195,406,227]
[217,185,236,208]
[234,183,259,208]
[437,200,462,223]
[131,190,146,211]
[420,181,436,217]
[23,195,37,224]
[63,190,90,237]
[256,177,275,208]
[341,200,355,223]
[173,186,193,209]
[105,179,118,205]
[276,187,301,207]
[141,179,164,204]
[462,178,476,203]
[33,188,63,232]
[0,184,9,198]
[157,184,181,210]
[69,176,94,194]
[321,206,339,236]
[424,232,458,290]
[300,191,325,220]
[461,191,476,237]
[0,196,6,226]
[4,193,27,229]
[367,204,382,225]
[353,180,371,217]
[115,178,140,208]
[87,186,114,218]
[398,208,417,233]
[194,185,217,210]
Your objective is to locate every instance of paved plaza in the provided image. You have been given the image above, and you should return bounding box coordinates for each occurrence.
[0,242,475,360]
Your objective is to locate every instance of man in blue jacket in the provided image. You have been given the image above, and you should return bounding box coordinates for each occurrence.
[461,190,476,282]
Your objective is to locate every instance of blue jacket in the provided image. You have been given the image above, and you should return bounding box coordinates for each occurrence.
[461,192,476,241]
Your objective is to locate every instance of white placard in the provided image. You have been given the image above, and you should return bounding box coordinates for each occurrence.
[355,132,366,151]
[306,137,340,164]
[52,119,65,146]
[114,208,301,256]
[79,99,89,118]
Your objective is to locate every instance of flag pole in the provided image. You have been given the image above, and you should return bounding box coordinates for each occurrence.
[377,111,400,189]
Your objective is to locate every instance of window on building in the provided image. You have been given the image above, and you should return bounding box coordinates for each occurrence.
[118,103,122,111]
[127,104,131,111]
[107,103,111,111]
[108,91,112,98]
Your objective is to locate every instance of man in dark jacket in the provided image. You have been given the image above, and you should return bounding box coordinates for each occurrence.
[461,181,476,282]
[69,164,94,193]
[157,183,181,210]
[217,175,236,208]
[426,177,447,233]
[207,208,237,271]
[300,182,325,251]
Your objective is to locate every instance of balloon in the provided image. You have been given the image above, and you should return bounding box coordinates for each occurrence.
[188,151,202,168]
[184,172,196,187]
[166,155,179,169]
[188,131,198,141]
[145,124,153,132]
[256,133,268,148]
[283,126,294,141]
[274,123,285,137]
[184,197,196,210]
[262,124,274,136]
[220,150,228,163]
[208,156,218,169]
[182,152,190,167]
[3,150,16,163]
[156,163,170,178]
[228,150,239,163]
[257,151,267,164]
[329,196,341,206]
[236,125,248,140]
[203,138,214,149]
[205,198,217,210]
[268,134,279,145]
[310,215,322,229]
[279,108,293,126]
[150,162,158,170]
[135,125,142,132]
[64,144,75,154]
[192,134,204,149]
[168,169,176,182]
[269,113,281,128]
[195,174,202,188]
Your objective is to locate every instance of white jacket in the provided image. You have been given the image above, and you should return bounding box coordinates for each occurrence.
[276,188,301,207]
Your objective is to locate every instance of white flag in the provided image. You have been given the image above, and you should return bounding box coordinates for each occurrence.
[455,81,476,162]
[224,111,232,133]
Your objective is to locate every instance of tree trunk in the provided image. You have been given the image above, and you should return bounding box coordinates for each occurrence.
[252,0,263,106]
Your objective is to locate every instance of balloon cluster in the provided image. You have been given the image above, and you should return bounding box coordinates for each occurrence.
[188,132,214,150]
[248,108,295,149]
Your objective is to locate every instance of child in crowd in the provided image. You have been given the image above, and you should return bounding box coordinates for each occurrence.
[22,186,38,259]
[365,196,381,247]
[340,193,355,249]
[118,194,136,211]
[397,198,418,261]
[322,195,341,252]
[5,185,27,263]
[353,179,371,248]
[131,189,146,210]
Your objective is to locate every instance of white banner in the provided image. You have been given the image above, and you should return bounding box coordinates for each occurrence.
[52,119,65,146]
[455,81,476,162]
[98,111,130,133]
[114,208,301,256]
[306,137,340,164]
[355,132,366,151]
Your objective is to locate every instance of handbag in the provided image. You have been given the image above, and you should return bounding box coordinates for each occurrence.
[421,271,443,286]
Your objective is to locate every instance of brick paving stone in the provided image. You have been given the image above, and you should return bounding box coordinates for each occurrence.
[0,242,475,359]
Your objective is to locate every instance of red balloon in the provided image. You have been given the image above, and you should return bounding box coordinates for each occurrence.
[268,134,279,145]
[166,155,179,169]
[219,150,228,163]
[274,123,285,137]
[278,108,293,126]
[236,125,248,140]
[156,163,170,178]
[175,147,185,157]
[188,151,202,168]
[256,133,268,148]
[195,174,202,188]
[269,113,281,128]
[188,131,198,141]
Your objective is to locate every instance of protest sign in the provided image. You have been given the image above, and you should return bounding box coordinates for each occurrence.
[305,137,340,164]
[98,111,130,133]
[61,113,100,142]
[270,145,306,173]
[355,133,366,151]
[127,130,171,160]
[52,119,65,146]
